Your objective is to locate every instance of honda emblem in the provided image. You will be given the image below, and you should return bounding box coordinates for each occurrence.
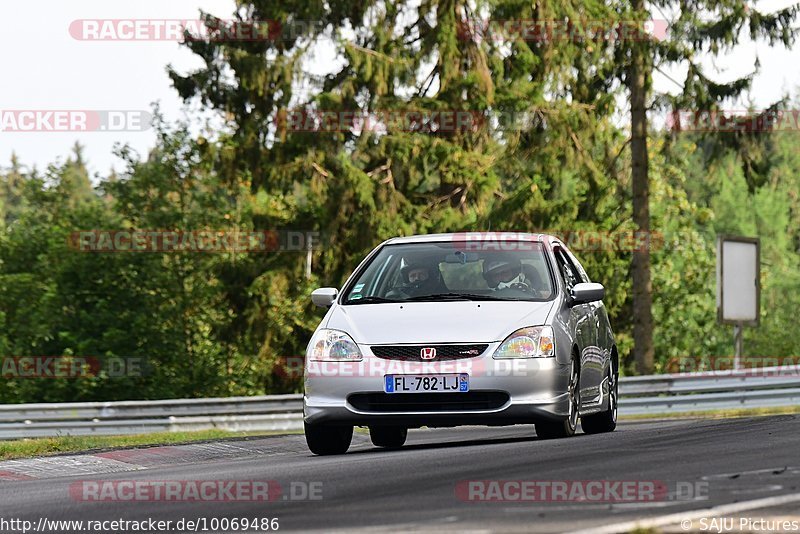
[420,347,437,360]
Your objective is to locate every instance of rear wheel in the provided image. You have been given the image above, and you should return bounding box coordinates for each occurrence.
[581,365,618,434]
[304,422,353,455]
[370,426,408,448]
[535,358,579,439]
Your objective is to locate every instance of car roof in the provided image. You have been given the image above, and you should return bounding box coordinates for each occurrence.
[383,232,556,245]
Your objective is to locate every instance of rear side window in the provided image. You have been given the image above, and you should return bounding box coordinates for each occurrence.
[564,248,591,283]
[553,247,582,292]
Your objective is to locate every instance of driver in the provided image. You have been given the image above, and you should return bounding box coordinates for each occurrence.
[482,256,532,291]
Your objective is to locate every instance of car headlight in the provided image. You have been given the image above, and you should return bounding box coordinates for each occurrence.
[307,329,363,361]
[493,326,555,358]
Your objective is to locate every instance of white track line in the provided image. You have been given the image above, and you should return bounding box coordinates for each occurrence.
[567,492,800,534]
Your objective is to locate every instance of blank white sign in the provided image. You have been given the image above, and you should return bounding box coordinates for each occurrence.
[717,238,759,324]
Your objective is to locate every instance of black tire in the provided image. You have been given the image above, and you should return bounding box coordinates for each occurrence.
[369,426,408,448]
[535,358,580,439]
[581,365,618,434]
[304,422,353,455]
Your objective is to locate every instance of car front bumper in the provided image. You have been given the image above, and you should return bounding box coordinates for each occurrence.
[303,344,572,427]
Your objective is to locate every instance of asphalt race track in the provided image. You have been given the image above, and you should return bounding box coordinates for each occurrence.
[1,416,800,533]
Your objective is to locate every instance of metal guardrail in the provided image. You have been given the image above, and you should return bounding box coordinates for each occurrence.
[618,364,800,415]
[0,395,302,423]
[0,395,304,439]
[1,366,798,438]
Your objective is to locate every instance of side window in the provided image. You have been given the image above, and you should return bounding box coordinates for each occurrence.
[565,249,590,283]
[554,247,581,292]
[520,258,553,297]
[348,253,395,299]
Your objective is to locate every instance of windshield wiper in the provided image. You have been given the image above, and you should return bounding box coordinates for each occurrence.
[405,293,512,302]
[345,296,402,305]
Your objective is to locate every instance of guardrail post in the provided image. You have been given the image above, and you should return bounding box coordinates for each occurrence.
[734,323,743,371]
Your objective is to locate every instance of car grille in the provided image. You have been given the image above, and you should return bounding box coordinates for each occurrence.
[371,344,489,361]
[348,392,509,412]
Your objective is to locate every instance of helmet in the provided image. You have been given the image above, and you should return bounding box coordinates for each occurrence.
[482,256,523,289]
[401,262,434,285]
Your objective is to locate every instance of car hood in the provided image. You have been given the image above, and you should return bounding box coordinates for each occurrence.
[324,300,556,344]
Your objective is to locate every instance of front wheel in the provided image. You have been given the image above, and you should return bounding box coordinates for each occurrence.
[535,358,579,439]
[581,365,618,434]
[369,426,407,448]
[305,422,353,455]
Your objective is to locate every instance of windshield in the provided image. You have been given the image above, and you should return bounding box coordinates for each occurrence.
[342,242,555,304]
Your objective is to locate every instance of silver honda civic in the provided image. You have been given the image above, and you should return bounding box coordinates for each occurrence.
[303,232,618,455]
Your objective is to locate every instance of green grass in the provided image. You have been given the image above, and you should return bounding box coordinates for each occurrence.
[0,428,302,461]
[619,404,800,421]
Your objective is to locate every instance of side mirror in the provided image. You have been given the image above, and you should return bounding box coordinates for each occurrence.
[311,287,338,307]
[569,282,605,306]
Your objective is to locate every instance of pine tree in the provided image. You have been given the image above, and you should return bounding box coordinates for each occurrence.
[618,0,796,373]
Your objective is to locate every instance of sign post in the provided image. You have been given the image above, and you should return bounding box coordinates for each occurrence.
[716,236,760,370]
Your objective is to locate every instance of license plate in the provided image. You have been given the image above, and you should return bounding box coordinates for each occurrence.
[384,374,469,393]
